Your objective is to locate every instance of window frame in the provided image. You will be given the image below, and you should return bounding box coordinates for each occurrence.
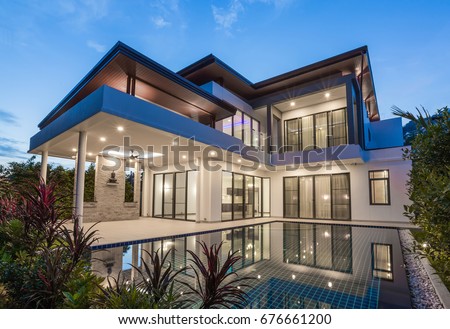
[368,170,391,205]
[371,243,394,281]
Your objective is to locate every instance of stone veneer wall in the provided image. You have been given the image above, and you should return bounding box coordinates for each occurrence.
[83,155,140,223]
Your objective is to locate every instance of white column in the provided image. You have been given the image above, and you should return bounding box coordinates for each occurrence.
[133,161,140,204]
[40,150,48,183]
[74,131,87,226]
[142,164,152,217]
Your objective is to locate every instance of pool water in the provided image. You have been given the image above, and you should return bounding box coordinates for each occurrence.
[91,221,411,309]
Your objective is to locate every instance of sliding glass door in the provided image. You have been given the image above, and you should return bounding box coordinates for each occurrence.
[222,172,270,221]
[153,170,197,221]
[283,173,350,220]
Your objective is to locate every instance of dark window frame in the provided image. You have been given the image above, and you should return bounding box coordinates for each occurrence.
[222,171,270,221]
[284,108,348,152]
[371,243,394,281]
[152,170,197,221]
[368,170,391,205]
[283,173,351,220]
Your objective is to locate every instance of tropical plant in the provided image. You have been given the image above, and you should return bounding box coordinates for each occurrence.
[181,241,253,309]
[95,273,150,309]
[393,105,450,289]
[133,249,186,308]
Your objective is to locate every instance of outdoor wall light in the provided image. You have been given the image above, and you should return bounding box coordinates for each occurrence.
[100,137,106,142]
[117,126,124,132]
[290,101,295,106]
[325,92,330,98]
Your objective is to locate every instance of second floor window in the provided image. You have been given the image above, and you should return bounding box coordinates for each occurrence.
[284,108,347,152]
[220,110,261,149]
[369,170,390,205]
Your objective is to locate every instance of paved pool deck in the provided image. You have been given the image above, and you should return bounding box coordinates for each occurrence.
[84,217,416,246]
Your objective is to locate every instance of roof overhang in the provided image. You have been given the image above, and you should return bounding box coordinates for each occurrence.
[30,85,267,166]
[179,46,380,121]
[38,42,238,129]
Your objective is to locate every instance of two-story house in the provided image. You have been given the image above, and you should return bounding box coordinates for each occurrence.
[29,42,410,225]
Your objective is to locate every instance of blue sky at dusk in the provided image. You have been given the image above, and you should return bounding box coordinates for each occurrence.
[0,0,449,166]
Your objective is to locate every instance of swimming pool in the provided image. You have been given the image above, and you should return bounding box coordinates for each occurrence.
[91,221,411,309]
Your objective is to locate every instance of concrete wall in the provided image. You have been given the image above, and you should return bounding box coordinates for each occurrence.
[84,155,140,222]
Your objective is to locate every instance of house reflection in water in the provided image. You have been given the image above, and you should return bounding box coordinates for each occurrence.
[91,222,410,309]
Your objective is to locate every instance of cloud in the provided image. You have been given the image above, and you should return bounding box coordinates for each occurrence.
[0,109,17,124]
[0,137,27,160]
[151,16,171,28]
[212,0,244,32]
[87,40,107,52]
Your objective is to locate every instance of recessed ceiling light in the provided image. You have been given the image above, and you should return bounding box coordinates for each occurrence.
[258,164,262,168]
[328,281,333,288]
[117,126,124,132]
[237,159,242,163]
[209,151,217,157]
[292,274,296,280]
[290,101,295,106]
[88,152,93,156]
[100,137,106,142]
[72,148,77,152]
[227,119,231,122]
[325,92,330,98]
[182,155,187,159]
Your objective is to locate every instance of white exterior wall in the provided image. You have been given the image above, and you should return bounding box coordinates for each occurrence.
[268,146,411,223]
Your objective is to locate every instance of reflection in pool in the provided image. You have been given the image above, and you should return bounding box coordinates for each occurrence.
[91,222,411,309]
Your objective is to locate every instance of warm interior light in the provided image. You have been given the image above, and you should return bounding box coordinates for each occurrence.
[117,126,124,132]
[325,92,330,98]
[209,151,217,157]
[72,148,77,152]
[290,101,295,106]
[182,155,187,159]
[88,152,93,156]
[292,274,296,280]
[100,137,106,142]
[237,159,242,163]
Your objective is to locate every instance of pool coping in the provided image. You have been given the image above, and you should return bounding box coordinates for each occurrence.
[91,218,414,250]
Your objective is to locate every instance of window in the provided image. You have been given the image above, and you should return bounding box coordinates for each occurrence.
[284,108,347,152]
[372,243,393,280]
[153,170,197,220]
[369,170,390,205]
[283,173,351,220]
[222,172,270,220]
[218,110,260,148]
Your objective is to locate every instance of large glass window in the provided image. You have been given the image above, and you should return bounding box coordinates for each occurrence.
[243,114,251,146]
[153,171,197,220]
[218,110,260,148]
[315,175,331,219]
[283,177,299,218]
[222,172,270,220]
[369,170,390,205]
[245,176,254,218]
[332,174,351,219]
[285,119,300,152]
[284,108,347,151]
[283,174,350,220]
[299,176,314,218]
[221,171,233,221]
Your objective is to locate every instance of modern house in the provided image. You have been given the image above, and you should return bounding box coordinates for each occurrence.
[29,42,410,225]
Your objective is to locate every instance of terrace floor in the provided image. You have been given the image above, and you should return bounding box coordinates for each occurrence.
[85,217,416,246]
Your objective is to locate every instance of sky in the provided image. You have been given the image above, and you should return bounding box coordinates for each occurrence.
[0,0,449,166]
